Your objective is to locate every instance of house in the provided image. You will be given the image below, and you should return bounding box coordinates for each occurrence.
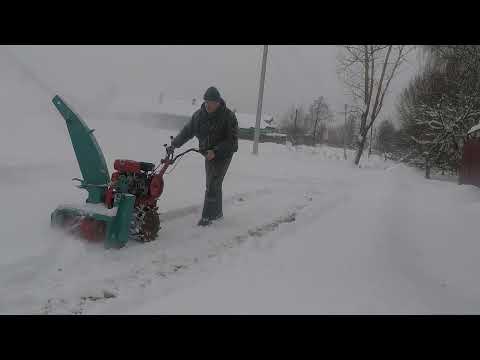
[107,94,283,142]
[235,112,276,136]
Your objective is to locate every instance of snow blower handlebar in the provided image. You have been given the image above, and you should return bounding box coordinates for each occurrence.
[154,136,203,175]
[162,136,203,163]
[170,148,202,163]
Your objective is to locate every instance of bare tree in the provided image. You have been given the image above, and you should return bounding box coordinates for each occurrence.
[309,96,334,144]
[338,45,414,165]
[279,105,308,144]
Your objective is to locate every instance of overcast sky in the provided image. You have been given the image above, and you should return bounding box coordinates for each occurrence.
[3,45,421,124]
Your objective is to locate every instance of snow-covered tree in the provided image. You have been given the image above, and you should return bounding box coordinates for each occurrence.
[411,93,480,172]
[397,45,480,173]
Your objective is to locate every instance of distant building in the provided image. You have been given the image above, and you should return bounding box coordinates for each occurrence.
[107,95,281,142]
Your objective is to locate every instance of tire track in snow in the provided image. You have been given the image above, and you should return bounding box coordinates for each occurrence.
[34,187,279,314]
[40,189,318,314]
[159,188,273,222]
[75,190,352,314]
[36,185,351,315]
[0,187,276,313]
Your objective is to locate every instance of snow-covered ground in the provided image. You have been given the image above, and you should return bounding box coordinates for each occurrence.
[2,99,480,315]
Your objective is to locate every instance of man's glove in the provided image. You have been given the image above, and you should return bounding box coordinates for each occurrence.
[166,145,175,154]
[166,136,175,154]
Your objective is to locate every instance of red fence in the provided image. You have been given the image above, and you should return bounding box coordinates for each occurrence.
[459,139,480,187]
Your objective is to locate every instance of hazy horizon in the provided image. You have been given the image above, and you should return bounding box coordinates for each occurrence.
[2,45,421,124]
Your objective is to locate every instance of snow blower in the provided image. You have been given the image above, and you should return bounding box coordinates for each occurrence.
[50,95,200,249]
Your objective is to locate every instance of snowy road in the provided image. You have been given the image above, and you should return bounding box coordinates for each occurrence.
[1,113,480,314]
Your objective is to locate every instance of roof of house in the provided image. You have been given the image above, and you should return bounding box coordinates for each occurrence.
[235,112,275,129]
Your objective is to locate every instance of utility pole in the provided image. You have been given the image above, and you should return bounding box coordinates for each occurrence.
[369,124,374,158]
[294,108,298,146]
[324,114,330,144]
[253,45,269,155]
[343,104,348,160]
[313,105,319,145]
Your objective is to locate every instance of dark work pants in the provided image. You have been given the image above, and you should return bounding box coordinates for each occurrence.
[201,156,232,220]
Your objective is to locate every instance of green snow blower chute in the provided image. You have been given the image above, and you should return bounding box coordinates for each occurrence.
[50,95,200,249]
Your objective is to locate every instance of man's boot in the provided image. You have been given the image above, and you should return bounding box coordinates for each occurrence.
[210,212,223,221]
[197,217,212,226]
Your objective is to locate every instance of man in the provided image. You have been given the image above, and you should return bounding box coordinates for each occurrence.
[169,86,239,226]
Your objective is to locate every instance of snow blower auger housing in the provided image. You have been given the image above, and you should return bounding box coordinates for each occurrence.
[50,95,200,249]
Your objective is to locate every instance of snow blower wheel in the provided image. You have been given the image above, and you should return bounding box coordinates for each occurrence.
[130,205,161,242]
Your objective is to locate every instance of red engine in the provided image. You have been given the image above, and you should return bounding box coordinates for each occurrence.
[105,159,164,209]
[114,159,141,173]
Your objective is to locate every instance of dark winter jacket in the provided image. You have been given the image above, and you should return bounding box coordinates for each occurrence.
[171,99,239,159]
